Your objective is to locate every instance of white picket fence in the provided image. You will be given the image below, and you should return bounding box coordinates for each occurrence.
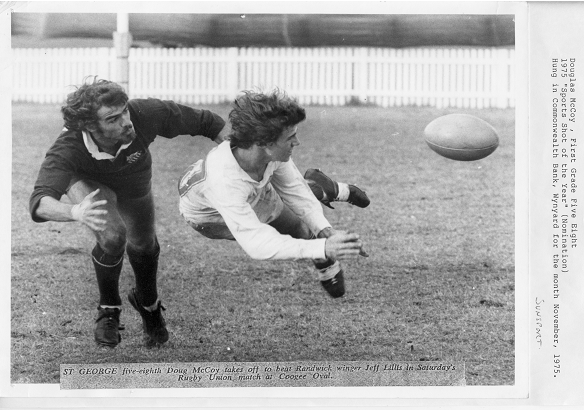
[12,47,515,109]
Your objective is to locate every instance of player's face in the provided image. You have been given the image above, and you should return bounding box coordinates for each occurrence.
[267,126,300,162]
[89,103,136,149]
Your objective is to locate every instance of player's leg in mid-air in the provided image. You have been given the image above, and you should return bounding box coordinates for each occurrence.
[268,206,346,298]
[304,168,370,209]
[268,167,371,297]
[187,204,347,298]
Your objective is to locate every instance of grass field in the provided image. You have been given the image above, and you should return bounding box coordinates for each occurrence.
[11,102,515,386]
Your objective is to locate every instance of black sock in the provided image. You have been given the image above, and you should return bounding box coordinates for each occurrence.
[92,243,124,306]
[126,238,160,307]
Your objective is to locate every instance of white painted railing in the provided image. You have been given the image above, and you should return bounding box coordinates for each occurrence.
[12,46,515,108]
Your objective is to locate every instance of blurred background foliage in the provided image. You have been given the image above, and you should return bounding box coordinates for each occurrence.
[12,13,515,49]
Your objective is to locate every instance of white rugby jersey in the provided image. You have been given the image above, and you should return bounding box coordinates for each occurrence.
[179,141,331,260]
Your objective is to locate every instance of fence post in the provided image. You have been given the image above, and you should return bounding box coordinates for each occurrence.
[354,47,368,103]
[226,47,239,101]
[113,13,132,95]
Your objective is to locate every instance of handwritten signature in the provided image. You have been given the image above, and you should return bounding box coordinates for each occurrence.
[535,297,544,348]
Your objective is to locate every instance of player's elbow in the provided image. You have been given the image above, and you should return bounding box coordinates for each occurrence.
[30,195,50,223]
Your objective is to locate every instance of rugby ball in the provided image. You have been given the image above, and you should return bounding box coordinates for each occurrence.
[424,114,499,161]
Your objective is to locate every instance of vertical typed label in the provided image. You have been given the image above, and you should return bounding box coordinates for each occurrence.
[550,57,579,378]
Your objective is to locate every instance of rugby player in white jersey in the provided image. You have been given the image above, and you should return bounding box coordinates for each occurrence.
[178,90,370,297]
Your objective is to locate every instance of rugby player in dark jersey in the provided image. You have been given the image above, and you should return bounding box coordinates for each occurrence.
[29,78,229,347]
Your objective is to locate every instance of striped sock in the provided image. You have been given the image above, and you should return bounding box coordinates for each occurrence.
[316,260,341,281]
[336,183,350,201]
[99,305,122,310]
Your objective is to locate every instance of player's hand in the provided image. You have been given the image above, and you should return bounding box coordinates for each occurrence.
[70,189,108,231]
[324,231,367,260]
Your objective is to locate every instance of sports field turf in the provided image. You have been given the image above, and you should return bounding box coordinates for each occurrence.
[11,102,515,386]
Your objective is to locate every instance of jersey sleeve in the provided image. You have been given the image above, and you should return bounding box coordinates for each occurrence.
[29,148,80,223]
[270,160,332,235]
[206,176,327,261]
[130,99,225,143]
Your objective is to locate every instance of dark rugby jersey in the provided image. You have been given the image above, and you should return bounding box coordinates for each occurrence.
[29,98,225,222]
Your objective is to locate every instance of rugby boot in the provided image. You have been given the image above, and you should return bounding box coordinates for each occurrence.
[94,306,122,347]
[347,184,370,208]
[305,168,338,208]
[304,168,370,209]
[320,270,346,298]
[128,288,169,345]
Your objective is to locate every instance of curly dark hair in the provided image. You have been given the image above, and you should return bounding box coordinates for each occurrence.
[228,90,306,149]
[61,76,128,131]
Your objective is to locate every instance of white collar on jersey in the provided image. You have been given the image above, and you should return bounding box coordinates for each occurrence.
[81,130,132,160]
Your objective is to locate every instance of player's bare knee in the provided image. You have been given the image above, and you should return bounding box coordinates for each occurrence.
[68,179,118,204]
[96,189,117,205]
